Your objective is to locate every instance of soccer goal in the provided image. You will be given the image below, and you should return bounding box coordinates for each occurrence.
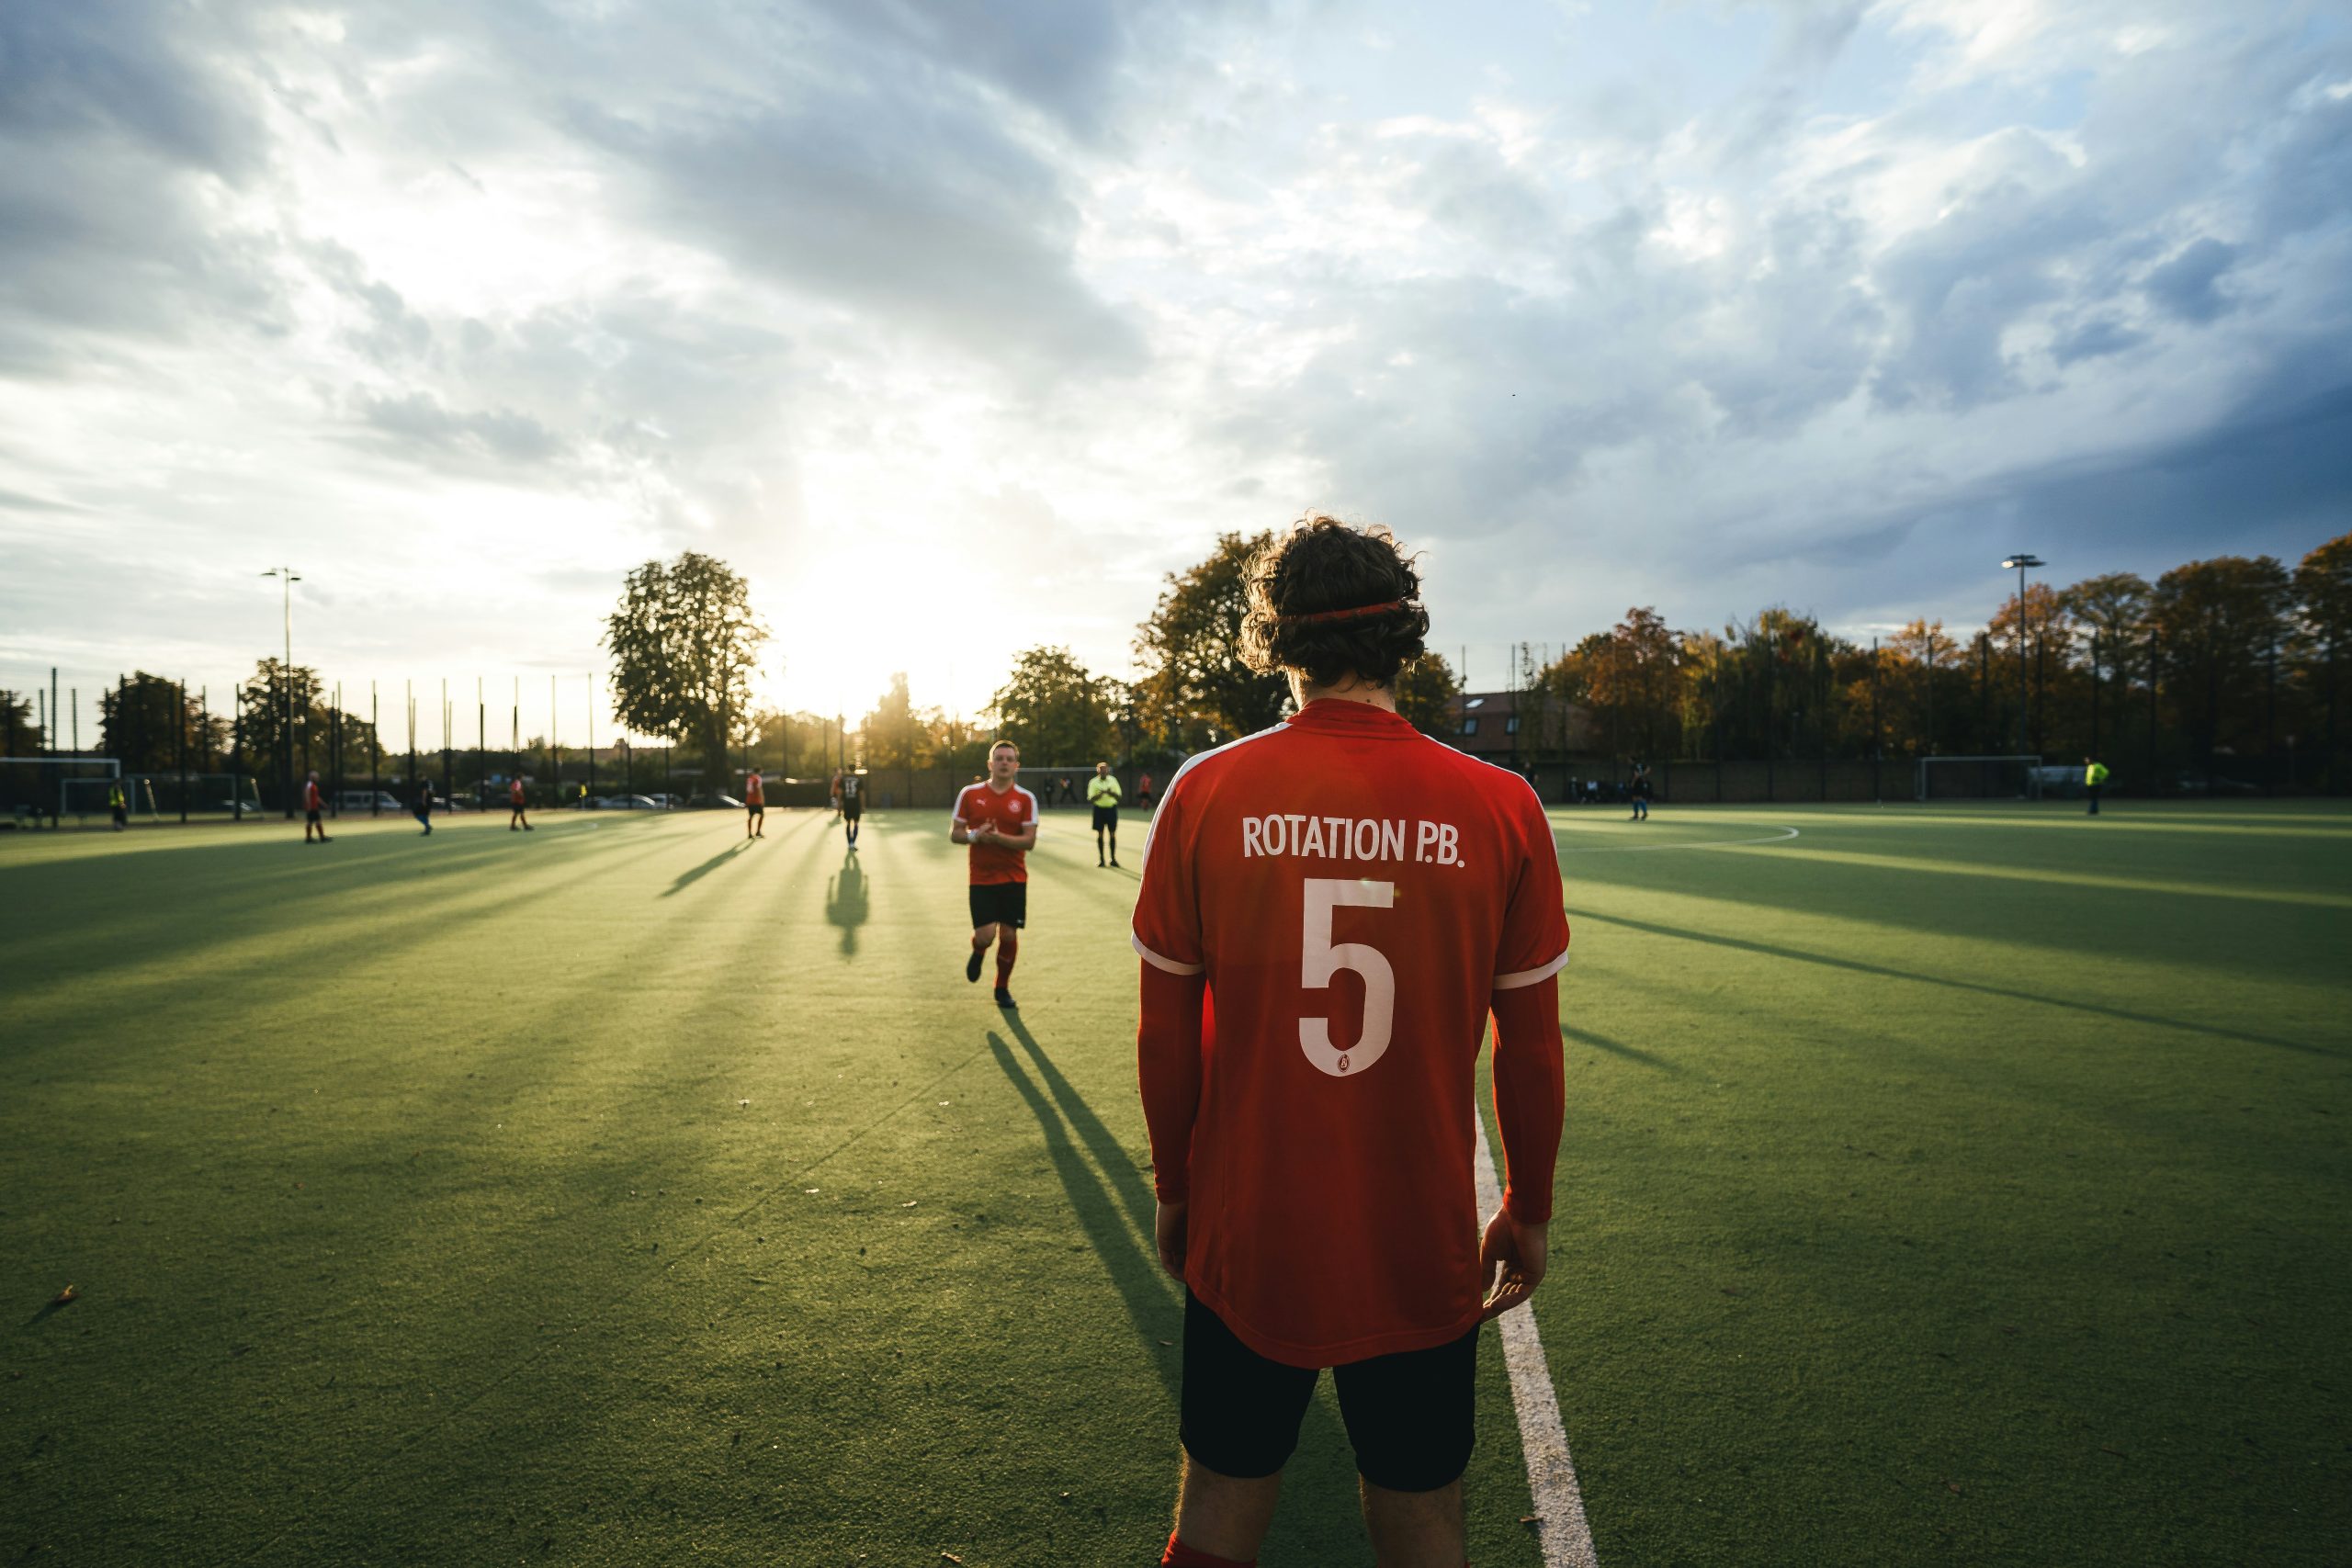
[0,756,120,826]
[59,773,262,822]
[1916,754,2045,802]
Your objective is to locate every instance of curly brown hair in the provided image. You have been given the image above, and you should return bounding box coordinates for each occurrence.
[1239,513,1430,689]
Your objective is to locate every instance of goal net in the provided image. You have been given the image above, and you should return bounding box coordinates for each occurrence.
[62,773,261,822]
[0,757,119,824]
[1916,754,2045,802]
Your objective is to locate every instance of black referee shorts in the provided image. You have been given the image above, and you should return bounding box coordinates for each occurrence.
[1091,804,1119,831]
[1179,1290,1478,1493]
[967,881,1026,931]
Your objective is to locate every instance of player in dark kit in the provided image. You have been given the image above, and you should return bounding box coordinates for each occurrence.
[1629,761,1652,821]
[951,741,1038,1010]
[840,770,864,850]
[508,774,532,830]
[413,778,435,835]
[1134,514,1567,1568]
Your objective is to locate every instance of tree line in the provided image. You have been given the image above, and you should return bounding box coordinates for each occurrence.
[1532,533,2348,786]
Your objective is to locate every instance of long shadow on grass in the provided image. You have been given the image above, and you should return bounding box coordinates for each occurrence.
[1579,909,2341,1059]
[985,1032,1370,1556]
[1568,1022,1683,1074]
[660,838,752,897]
[989,1032,1178,1394]
[1003,1015,1155,1234]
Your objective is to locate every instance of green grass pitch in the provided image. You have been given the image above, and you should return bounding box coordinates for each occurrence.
[4,798,2347,1565]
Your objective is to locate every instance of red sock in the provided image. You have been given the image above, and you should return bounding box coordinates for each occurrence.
[1162,1533,1253,1568]
[995,947,1017,985]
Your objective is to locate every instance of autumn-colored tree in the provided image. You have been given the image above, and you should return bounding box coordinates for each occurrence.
[1134,531,1288,748]
[1388,652,1460,737]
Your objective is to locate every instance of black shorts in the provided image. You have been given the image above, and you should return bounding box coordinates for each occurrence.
[1180,1291,1477,1493]
[1091,804,1118,830]
[305,808,322,824]
[747,802,763,817]
[967,881,1026,931]
[842,798,862,820]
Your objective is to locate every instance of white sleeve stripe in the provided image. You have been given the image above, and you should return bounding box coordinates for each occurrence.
[1493,949,1570,990]
[1132,932,1206,976]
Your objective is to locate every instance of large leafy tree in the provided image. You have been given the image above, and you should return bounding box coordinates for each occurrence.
[603,553,768,783]
[1134,531,1288,748]
[862,673,926,770]
[1392,650,1461,737]
[98,672,227,774]
[992,646,1117,766]
[2295,533,2352,778]
[0,690,38,754]
[2148,554,2293,766]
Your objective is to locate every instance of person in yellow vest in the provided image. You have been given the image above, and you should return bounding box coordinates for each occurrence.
[2085,756,2110,816]
[107,781,128,831]
[1086,761,1124,867]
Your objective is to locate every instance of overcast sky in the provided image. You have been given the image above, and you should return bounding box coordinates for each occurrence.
[3,0,2347,739]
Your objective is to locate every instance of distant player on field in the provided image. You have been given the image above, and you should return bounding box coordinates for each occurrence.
[744,768,765,840]
[2084,755,2109,816]
[1087,761,1123,867]
[830,768,843,822]
[1137,771,1155,809]
[951,741,1038,1010]
[303,771,331,843]
[413,777,435,835]
[1629,761,1652,822]
[508,774,531,830]
[1133,514,1568,1568]
[840,769,864,850]
[107,780,127,831]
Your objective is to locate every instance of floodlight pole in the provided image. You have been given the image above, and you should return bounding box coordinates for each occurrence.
[2001,555,2043,761]
[262,567,300,817]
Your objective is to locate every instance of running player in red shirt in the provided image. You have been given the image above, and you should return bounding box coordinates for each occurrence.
[302,771,331,844]
[744,769,765,839]
[508,774,532,831]
[1134,515,1567,1568]
[951,741,1038,1010]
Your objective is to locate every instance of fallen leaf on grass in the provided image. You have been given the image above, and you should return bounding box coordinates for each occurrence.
[941,1555,963,1564]
[1520,1514,1540,1526]
[1946,1482,1962,1495]
[49,1286,78,1307]
[901,1201,919,1208]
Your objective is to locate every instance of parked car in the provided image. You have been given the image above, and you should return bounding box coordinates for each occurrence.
[592,794,662,810]
[2175,773,2260,795]
[643,793,684,809]
[689,791,744,809]
[336,790,406,813]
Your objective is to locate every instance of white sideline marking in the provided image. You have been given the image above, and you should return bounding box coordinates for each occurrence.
[1555,825,1801,853]
[1475,1111,1600,1568]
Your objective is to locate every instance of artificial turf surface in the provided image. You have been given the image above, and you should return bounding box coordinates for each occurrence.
[2,798,2346,1566]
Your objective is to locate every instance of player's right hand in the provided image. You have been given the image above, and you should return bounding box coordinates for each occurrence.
[1478,1209,1547,1320]
[1155,1199,1188,1280]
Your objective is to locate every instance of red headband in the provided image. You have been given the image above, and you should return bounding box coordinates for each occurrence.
[1273,600,1408,626]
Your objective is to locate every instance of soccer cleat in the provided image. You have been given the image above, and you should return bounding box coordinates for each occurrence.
[994,987,1018,1010]
[966,950,985,984]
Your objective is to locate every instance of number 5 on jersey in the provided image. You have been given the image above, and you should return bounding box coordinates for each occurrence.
[1300,877,1396,1077]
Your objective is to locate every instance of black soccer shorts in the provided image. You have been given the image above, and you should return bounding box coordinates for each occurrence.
[967,881,1026,931]
[1091,804,1118,831]
[842,798,862,820]
[1178,1290,1478,1493]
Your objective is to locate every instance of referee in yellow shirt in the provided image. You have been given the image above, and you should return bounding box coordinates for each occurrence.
[1087,761,1124,867]
[2085,756,2110,816]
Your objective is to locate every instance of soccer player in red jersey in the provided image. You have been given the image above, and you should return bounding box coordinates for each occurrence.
[951,740,1038,1010]
[302,770,331,844]
[1133,516,1567,1568]
[744,769,765,839]
[508,773,532,831]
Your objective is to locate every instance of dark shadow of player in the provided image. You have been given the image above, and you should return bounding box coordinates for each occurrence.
[824,848,869,957]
